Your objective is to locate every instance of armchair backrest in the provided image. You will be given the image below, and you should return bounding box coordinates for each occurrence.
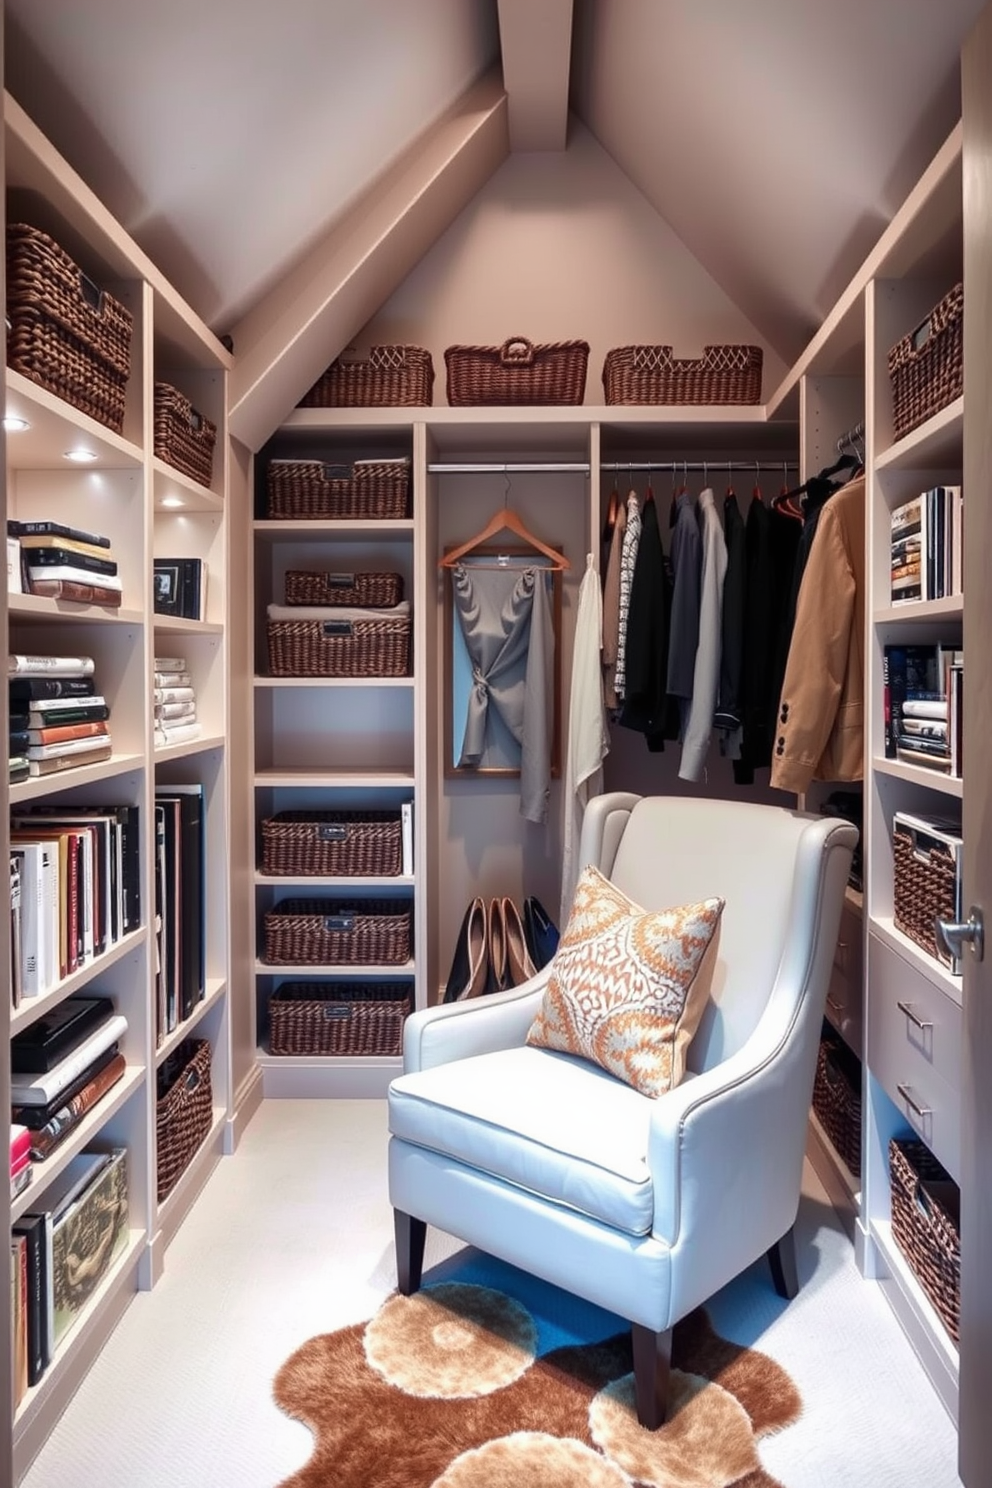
[578,793,856,1074]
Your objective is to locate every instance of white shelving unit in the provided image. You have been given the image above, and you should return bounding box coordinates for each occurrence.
[2,92,233,1483]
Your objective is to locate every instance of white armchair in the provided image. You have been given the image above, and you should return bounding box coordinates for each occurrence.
[387,794,857,1427]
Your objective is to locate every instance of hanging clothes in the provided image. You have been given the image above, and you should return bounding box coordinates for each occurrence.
[561,554,610,923]
[770,474,866,792]
[734,498,801,785]
[452,562,553,823]
[666,488,702,734]
[612,492,641,706]
[679,488,728,782]
[601,494,627,713]
[714,490,746,751]
[618,497,677,751]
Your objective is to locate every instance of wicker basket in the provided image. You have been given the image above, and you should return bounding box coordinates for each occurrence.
[298,345,434,408]
[284,570,403,608]
[602,343,763,406]
[888,283,964,441]
[265,458,410,520]
[154,382,217,486]
[267,610,411,677]
[889,1137,960,1341]
[444,337,589,406]
[156,1038,212,1202]
[892,818,961,968]
[262,810,402,877]
[812,1034,862,1178]
[7,222,133,433]
[263,898,412,966]
[269,981,412,1056]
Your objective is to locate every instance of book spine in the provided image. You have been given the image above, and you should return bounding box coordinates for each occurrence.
[9,676,96,700]
[29,1051,128,1160]
[8,654,95,675]
[22,547,118,577]
[10,519,111,548]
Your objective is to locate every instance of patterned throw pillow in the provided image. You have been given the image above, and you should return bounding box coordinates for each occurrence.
[526,865,724,1097]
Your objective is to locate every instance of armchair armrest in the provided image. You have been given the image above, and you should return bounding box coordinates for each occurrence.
[403,969,552,1073]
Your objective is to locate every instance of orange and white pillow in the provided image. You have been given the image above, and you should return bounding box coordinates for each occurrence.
[526,865,724,1097]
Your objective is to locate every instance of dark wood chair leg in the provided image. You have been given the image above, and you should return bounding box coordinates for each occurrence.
[631,1322,673,1429]
[767,1224,799,1300]
[394,1209,427,1295]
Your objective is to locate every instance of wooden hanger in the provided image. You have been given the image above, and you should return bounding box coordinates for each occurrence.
[439,505,570,572]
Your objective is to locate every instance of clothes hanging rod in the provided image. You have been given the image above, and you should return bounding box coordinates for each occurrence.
[428,462,590,474]
[836,420,865,452]
[599,460,799,474]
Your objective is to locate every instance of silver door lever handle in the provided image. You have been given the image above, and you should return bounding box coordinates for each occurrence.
[934,907,985,964]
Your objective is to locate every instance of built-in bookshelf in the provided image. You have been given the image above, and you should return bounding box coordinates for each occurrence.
[2,91,233,1483]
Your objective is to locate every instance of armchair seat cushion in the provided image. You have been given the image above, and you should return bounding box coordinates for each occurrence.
[388,1044,656,1236]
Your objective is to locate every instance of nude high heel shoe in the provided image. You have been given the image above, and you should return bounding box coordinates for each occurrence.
[442,897,487,1003]
[486,897,509,994]
[502,897,537,986]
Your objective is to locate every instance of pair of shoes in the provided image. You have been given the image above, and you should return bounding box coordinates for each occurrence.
[486,897,537,993]
[522,896,559,971]
[442,897,487,1003]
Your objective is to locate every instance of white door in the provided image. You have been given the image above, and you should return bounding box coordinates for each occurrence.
[958,10,992,1483]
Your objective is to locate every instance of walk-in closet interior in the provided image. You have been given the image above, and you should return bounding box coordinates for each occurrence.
[1,1,991,1483]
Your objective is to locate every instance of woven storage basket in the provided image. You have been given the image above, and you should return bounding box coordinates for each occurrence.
[7,222,133,433]
[893,820,960,966]
[444,336,589,406]
[263,897,411,966]
[284,570,403,608]
[267,611,410,677]
[156,1038,212,1202]
[262,810,402,877]
[269,981,412,1056]
[154,382,217,486]
[298,345,434,408]
[265,458,410,520]
[889,1137,960,1341]
[888,283,964,441]
[812,1034,862,1178]
[602,343,763,405]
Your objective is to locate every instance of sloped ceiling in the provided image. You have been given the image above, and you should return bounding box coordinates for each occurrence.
[4,0,987,366]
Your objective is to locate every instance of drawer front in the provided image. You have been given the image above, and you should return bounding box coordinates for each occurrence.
[825,903,864,1058]
[867,932,961,1180]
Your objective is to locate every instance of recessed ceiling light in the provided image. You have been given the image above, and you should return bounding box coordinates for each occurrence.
[4,416,30,432]
[161,495,185,509]
[64,447,98,463]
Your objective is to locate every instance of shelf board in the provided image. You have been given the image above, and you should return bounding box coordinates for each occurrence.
[9,593,143,625]
[10,751,145,804]
[875,596,963,625]
[5,369,143,469]
[280,403,775,432]
[153,733,225,763]
[253,518,414,539]
[255,873,415,889]
[11,1065,145,1224]
[254,768,415,788]
[875,396,963,471]
[254,675,414,690]
[154,978,228,1067]
[868,916,963,1006]
[10,928,146,1037]
[254,959,416,978]
[152,458,224,512]
[151,616,224,636]
[871,756,962,798]
[871,1218,959,1422]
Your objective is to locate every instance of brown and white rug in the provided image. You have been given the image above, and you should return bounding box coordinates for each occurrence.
[273,1261,801,1488]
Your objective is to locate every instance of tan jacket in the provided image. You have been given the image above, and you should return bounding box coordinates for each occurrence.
[770,476,865,793]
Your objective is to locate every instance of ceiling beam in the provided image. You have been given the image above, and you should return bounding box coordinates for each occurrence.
[228,68,509,452]
[497,0,573,151]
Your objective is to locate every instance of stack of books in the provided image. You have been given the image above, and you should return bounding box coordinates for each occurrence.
[9,519,122,607]
[11,1146,128,1393]
[890,487,963,604]
[9,654,112,778]
[11,1123,31,1200]
[883,642,963,774]
[11,998,128,1162]
[153,655,199,747]
[154,784,206,1041]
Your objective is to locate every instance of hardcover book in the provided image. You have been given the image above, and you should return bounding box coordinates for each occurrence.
[51,1147,129,1349]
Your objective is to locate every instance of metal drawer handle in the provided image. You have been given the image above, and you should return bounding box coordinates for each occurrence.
[896,1000,933,1032]
[897,1082,932,1120]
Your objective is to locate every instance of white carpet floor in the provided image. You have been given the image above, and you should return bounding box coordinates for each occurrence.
[21,1099,963,1488]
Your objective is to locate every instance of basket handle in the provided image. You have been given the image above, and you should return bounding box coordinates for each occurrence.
[322,573,355,588]
[500,337,535,366]
[322,620,354,638]
[324,913,356,932]
[187,407,204,433]
[321,463,353,481]
[183,1066,201,1093]
[909,312,934,353]
[78,269,106,315]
